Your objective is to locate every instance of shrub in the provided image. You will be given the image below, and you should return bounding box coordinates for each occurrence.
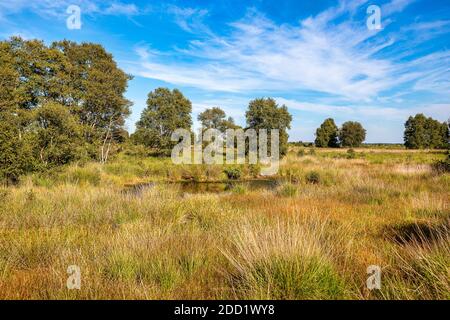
[346,148,356,159]
[248,164,261,178]
[282,168,302,184]
[230,184,247,195]
[309,148,316,156]
[277,183,298,197]
[203,165,223,181]
[123,144,150,158]
[306,171,321,184]
[224,167,242,180]
[297,149,306,157]
[0,188,10,202]
[432,152,450,173]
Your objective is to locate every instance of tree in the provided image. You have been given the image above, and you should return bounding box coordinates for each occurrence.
[1,37,132,162]
[33,102,83,167]
[198,107,239,132]
[52,41,132,130]
[315,118,339,148]
[245,98,292,156]
[404,114,448,149]
[0,113,34,185]
[0,41,21,112]
[7,37,73,110]
[339,121,366,147]
[198,107,226,129]
[52,41,132,162]
[134,88,192,151]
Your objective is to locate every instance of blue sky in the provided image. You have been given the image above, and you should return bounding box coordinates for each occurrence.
[1,0,449,143]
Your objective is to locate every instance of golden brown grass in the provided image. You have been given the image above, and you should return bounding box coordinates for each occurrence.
[0,148,448,299]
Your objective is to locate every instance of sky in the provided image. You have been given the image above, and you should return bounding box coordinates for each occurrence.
[0,0,449,143]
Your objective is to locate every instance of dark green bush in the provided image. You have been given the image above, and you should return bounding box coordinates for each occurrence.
[297,149,306,157]
[306,171,321,184]
[224,167,242,180]
[248,164,261,178]
[433,152,450,173]
[347,148,356,159]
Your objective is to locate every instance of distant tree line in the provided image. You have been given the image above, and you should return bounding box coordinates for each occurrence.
[313,115,448,149]
[132,91,293,156]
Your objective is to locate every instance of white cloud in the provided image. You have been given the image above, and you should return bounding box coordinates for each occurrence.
[167,5,209,33]
[382,0,417,16]
[278,97,449,120]
[0,1,140,19]
[104,3,139,16]
[131,0,448,103]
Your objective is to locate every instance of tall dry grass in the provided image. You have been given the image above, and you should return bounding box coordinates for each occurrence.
[0,148,448,299]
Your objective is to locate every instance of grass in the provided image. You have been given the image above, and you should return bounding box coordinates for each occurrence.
[0,148,448,299]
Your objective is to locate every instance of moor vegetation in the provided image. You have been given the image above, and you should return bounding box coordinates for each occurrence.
[0,38,449,300]
[0,148,448,299]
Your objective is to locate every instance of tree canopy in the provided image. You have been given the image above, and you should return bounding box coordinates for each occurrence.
[339,121,366,147]
[0,37,132,183]
[198,107,238,132]
[404,114,448,149]
[245,98,292,156]
[133,88,192,151]
[315,118,339,148]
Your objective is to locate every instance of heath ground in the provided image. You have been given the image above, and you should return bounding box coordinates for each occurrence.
[0,147,448,300]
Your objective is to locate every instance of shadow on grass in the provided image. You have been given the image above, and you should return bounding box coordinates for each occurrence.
[382,220,449,246]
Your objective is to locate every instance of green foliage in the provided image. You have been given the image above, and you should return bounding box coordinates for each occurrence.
[123,144,151,158]
[34,102,83,167]
[199,107,226,129]
[404,114,448,149]
[306,171,321,184]
[277,183,298,197]
[236,255,349,299]
[51,40,132,129]
[346,148,356,159]
[230,184,248,195]
[281,167,302,184]
[58,166,102,186]
[134,88,192,152]
[433,151,450,173]
[248,164,261,178]
[0,41,21,111]
[224,166,242,180]
[198,107,238,132]
[0,37,132,180]
[246,98,292,157]
[315,118,339,148]
[0,113,35,184]
[339,121,366,147]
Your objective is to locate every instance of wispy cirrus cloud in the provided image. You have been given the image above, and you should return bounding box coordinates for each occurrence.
[1,0,448,142]
[167,5,210,33]
[0,0,142,20]
[277,97,450,121]
[104,3,140,16]
[130,0,448,104]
